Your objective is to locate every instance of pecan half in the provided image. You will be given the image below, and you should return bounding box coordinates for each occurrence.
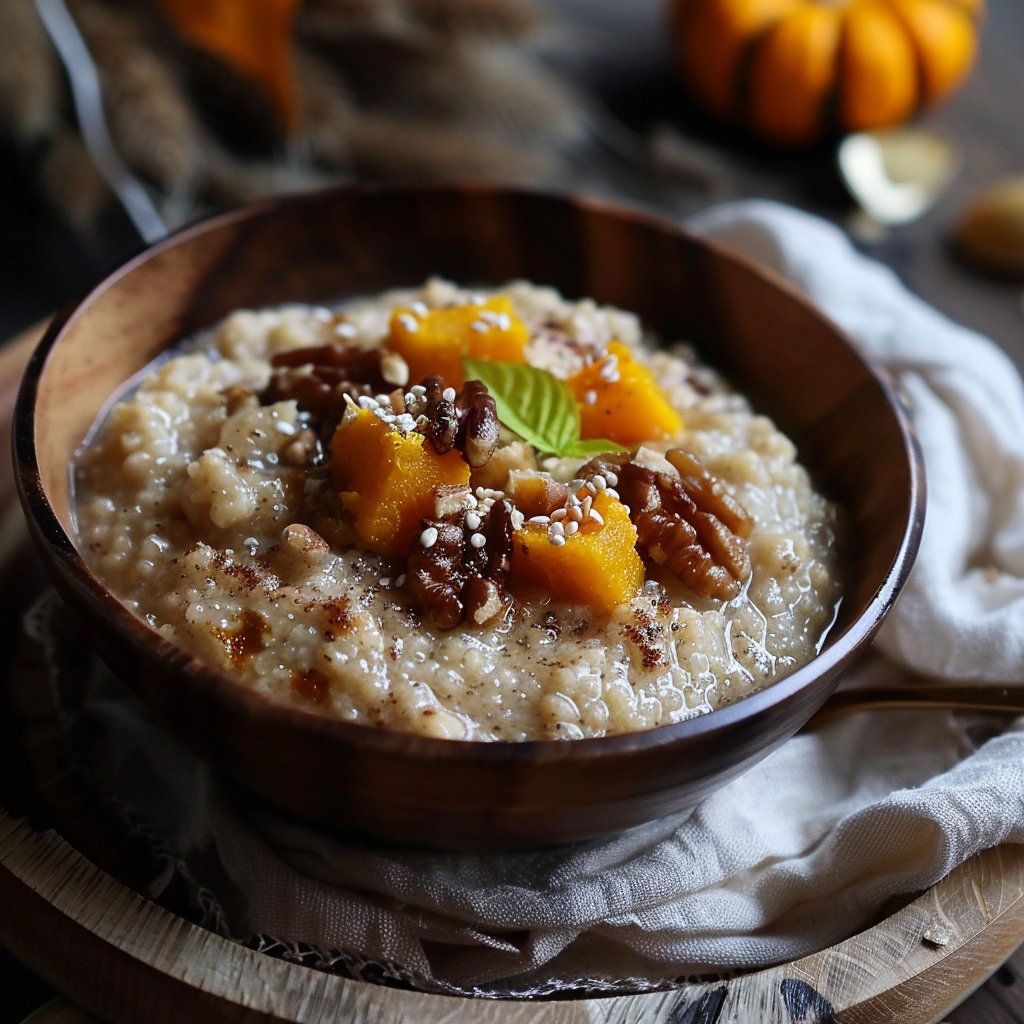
[405,499,514,628]
[581,450,752,601]
[411,376,500,469]
[261,343,399,420]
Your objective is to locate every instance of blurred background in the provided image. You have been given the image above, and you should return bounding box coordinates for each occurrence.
[1,0,1022,362]
[2,1,1024,1020]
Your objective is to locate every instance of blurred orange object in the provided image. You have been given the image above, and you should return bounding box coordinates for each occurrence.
[158,0,302,129]
[671,0,984,145]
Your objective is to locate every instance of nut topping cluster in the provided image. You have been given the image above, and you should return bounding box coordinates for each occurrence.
[582,449,752,600]
[406,496,517,629]
[261,342,407,419]
[405,376,500,468]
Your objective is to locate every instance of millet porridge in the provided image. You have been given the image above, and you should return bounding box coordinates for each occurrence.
[74,279,842,741]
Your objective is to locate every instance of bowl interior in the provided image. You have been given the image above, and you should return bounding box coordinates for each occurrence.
[16,185,923,848]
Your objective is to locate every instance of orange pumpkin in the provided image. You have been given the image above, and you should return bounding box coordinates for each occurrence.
[671,0,984,145]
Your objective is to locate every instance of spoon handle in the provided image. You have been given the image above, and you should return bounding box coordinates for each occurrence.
[807,684,1024,728]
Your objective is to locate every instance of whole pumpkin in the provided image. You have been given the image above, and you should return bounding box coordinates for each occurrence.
[671,0,984,145]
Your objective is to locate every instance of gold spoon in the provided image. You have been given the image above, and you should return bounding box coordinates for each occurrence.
[808,681,1024,728]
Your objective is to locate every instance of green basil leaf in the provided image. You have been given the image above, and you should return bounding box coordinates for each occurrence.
[464,358,625,457]
[464,359,579,455]
[563,437,627,458]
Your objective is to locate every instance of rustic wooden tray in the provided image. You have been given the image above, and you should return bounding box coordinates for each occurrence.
[2,324,1023,1024]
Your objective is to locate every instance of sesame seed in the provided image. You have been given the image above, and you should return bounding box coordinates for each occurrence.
[380,577,391,588]
[334,322,357,338]
[581,495,593,517]
[585,481,597,495]
[585,390,597,406]
[605,471,618,487]
[549,521,565,536]
[470,533,487,548]
[465,512,481,531]
[568,505,583,521]
[497,313,511,331]
[599,354,620,383]
[569,478,585,492]
[274,421,297,435]
[410,301,428,316]
[589,509,604,526]
[411,385,427,397]
[528,515,550,525]
[550,535,566,547]
[510,510,525,531]
[375,394,391,405]
[395,574,406,587]
[398,313,419,332]
[470,321,488,333]
[565,521,579,535]
[442,387,457,403]
[421,527,438,548]
[593,474,607,490]
[550,508,567,521]
[478,310,500,325]
[606,488,620,500]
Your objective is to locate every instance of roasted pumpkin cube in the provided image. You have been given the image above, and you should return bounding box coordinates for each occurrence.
[331,409,469,555]
[387,295,528,388]
[568,341,683,445]
[511,491,644,616]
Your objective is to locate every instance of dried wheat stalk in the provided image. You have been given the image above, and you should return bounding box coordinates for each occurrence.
[69,0,204,193]
[344,112,556,183]
[293,46,357,171]
[39,123,111,230]
[0,0,62,144]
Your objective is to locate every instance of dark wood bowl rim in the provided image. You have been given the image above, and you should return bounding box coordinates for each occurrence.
[13,182,926,765]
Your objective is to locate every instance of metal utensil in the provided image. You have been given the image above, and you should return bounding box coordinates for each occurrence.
[809,681,1024,728]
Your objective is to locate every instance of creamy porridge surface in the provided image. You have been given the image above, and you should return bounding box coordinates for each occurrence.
[74,279,842,741]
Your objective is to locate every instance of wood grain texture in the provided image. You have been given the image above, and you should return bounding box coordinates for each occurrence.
[11,184,925,850]
[2,807,1024,1023]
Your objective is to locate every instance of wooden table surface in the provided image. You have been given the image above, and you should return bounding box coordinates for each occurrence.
[2,1,1024,1021]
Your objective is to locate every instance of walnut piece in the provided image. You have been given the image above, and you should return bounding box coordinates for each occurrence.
[583,449,752,601]
[261,343,393,419]
[411,375,500,469]
[405,499,514,628]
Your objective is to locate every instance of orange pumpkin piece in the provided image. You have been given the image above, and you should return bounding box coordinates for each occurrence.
[511,492,644,616]
[387,295,528,389]
[568,342,683,446]
[330,409,469,556]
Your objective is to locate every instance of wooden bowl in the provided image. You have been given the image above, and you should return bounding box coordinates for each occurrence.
[14,184,924,851]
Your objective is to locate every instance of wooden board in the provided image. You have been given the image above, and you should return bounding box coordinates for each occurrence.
[2,323,1024,1023]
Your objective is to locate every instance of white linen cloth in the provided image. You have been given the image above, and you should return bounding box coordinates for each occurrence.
[65,201,1024,996]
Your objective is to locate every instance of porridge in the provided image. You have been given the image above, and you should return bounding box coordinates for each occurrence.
[74,280,842,741]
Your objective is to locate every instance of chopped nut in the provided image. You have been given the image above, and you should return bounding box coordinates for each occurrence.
[471,440,537,491]
[507,470,570,517]
[582,450,752,600]
[434,483,475,518]
[456,380,500,468]
[413,375,501,469]
[464,576,503,625]
[280,523,330,565]
[260,342,393,420]
[381,351,409,387]
[666,448,753,538]
[405,500,513,629]
[406,521,466,630]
